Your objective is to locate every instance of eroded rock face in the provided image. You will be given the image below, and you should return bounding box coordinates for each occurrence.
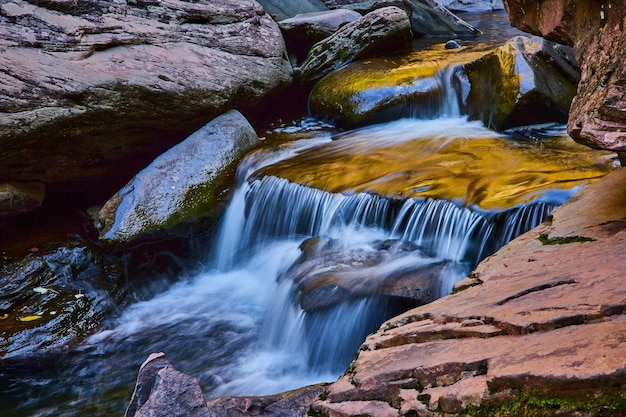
[0,0,291,196]
[311,167,626,416]
[97,110,259,245]
[299,6,413,82]
[503,0,626,152]
[0,182,45,219]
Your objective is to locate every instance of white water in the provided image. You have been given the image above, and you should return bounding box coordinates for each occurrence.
[84,116,562,400]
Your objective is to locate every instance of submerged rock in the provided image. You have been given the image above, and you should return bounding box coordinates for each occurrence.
[0,0,291,200]
[299,6,413,82]
[0,240,125,358]
[258,119,614,210]
[461,36,579,131]
[97,110,260,245]
[504,0,626,153]
[285,237,445,311]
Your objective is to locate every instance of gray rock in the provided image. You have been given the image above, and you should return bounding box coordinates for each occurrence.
[0,0,291,199]
[299,6,413,82]
[97,110,259,245]
[125,353,210,417]
[328,0,479,37]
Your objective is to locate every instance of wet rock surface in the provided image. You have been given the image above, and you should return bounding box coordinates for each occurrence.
[311,167,626,416]
[503,0,626,152]
[97,110,260,245]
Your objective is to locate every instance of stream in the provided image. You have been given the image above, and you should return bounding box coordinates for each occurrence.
[0,10,617,417]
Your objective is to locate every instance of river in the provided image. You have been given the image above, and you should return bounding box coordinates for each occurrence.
[0,10,616,417]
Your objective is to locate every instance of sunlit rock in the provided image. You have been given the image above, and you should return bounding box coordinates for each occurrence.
[259,119,614,210]
[0,182,45,218]
[97,110,259,245]
[299,6,413,82]
[308,44,489,128]
[0,240,125,358]
[461,36,579,131]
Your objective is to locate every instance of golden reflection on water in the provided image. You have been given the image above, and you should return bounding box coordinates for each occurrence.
[258,119,615,210]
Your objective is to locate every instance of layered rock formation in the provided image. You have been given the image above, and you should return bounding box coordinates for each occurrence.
[503,0,626,152]
[0,0,291,206]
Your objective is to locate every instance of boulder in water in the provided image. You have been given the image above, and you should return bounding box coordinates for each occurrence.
[97,110,260,245]
[308,44,487,128]
[461,36,579,131]
[329,0,479,37]
[298,6,413,82]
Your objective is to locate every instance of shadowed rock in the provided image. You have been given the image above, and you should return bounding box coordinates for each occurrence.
[299,6,413,82]
[503,0,626,152]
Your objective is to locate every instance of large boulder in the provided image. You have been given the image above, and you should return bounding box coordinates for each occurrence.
[503,0,626,152]
[0,0,291,202]
[299,6,413,82]
[97,110,259,245]
[461,36,579,131]
[278,9,362,64]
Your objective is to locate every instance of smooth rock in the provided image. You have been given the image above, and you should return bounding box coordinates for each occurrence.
[97,110,259,245]
[279,9,362,63]
[256,0,330,21]
[299,6,413,82]
[0,0,291,197]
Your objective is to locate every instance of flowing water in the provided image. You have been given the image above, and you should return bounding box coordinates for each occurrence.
[1,11,616,417]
